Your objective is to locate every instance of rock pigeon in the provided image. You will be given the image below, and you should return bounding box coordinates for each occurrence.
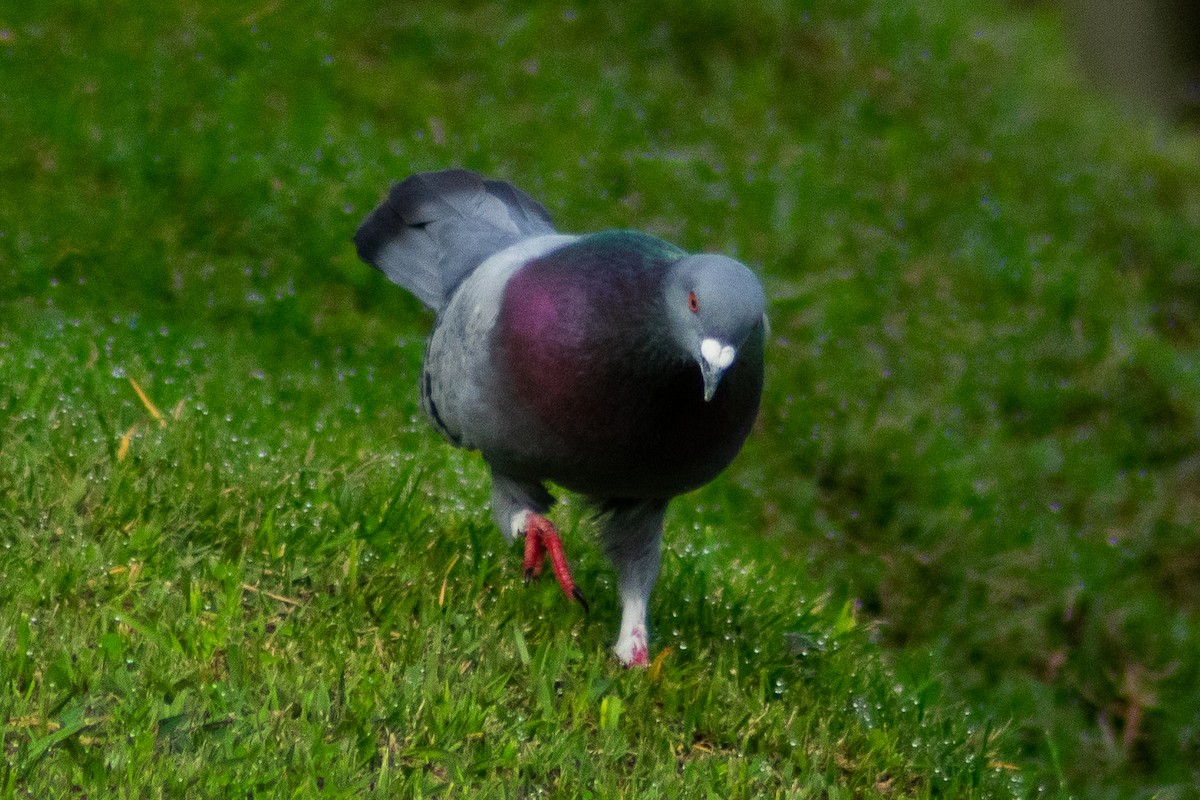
[354,169,765,666]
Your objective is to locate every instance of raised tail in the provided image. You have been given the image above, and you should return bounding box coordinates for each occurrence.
[353,169,558,311]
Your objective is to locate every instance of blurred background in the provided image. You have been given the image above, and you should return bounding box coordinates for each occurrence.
[1058,0,1200,121]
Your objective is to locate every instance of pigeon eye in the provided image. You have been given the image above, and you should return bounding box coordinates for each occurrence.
[687,290,699,314]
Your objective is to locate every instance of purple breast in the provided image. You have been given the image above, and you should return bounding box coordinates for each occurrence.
[488,241,763,498]
[496,260,634,442]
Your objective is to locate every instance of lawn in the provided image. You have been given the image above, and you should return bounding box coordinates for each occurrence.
[2,1,1198,797]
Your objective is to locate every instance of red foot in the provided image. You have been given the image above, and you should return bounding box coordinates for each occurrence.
[615,625,649,667]
[627,643,649,668]
[521,514,589,612]
[522,519,547,579]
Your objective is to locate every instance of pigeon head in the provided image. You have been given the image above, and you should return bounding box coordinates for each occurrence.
[664,254,766,401]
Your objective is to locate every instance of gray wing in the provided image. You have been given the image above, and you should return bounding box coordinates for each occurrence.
[353,169,558,311]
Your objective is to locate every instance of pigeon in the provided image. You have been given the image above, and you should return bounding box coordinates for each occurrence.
[354,169,765,666]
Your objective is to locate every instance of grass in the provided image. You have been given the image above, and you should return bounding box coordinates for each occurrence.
[0,309,1015,798]
[1,0,1198,796]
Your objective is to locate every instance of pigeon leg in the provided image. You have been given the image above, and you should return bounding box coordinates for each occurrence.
[490,473,555,544]
[524,513,588,610]
[599,501,666,668]
[614,591,651,667]
[488,475,586,608]
[522,520,547,581]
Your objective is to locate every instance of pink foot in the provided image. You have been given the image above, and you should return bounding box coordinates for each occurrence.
[614,624,649,667]
[521,514,589,611]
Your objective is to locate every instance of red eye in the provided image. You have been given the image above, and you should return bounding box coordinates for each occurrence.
[687,290,699,314]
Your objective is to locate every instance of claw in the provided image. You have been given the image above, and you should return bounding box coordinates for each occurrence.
[571,586,590,614]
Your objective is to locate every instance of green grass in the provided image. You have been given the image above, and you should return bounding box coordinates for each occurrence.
[2,0,1199,797]
[0,310,1016,797]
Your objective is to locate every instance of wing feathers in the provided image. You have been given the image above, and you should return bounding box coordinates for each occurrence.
[354,169,558,311]
[355,169,556,309]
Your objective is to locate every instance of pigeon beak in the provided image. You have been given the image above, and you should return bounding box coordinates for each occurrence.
[699,337,737,402]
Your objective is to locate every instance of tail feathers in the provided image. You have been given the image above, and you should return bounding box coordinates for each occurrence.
[354,169,557,311]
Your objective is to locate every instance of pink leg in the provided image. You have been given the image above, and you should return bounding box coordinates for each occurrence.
[522,514,589,612]
[613,598,650,667]
[522,520,547,580]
